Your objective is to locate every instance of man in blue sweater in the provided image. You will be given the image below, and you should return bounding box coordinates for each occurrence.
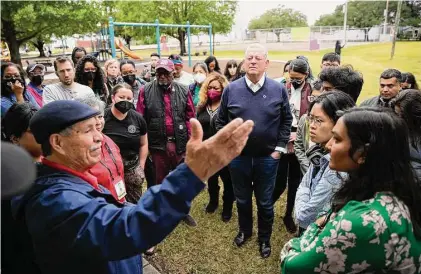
[215,43,293,258]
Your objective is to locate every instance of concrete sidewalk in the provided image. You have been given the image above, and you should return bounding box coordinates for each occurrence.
[143,257,160,274]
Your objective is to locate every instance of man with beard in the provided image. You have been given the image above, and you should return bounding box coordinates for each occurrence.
[136,58,197,226]
[26,64,46,108]
[43,56,95,105]
[360,69,402,108]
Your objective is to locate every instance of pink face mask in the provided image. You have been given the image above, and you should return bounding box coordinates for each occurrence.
[207,89,221,102]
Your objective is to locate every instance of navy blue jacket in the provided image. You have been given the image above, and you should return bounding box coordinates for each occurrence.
[11,163,204,274]
[215,77,292,156]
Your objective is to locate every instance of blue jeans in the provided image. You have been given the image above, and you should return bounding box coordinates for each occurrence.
[229,155,279,242]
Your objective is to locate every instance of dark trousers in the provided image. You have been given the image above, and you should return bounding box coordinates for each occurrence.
[150,142,185,185]
[272,153,301,217]
[145,155,156,189]
[229,155,279,242]
[208,166,235,206]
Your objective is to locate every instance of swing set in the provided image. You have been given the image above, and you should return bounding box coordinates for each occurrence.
[108,17,213,67]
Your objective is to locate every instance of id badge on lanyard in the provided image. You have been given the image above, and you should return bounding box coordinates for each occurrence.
[101,142,127,200]
[114,177,127,200]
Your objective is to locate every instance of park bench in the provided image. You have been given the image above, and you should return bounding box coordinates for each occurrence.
[34,59,53,67]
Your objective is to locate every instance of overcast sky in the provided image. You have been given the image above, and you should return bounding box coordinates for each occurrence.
[233,0,347,31]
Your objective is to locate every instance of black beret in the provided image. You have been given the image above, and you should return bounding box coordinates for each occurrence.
[30,100,100,144]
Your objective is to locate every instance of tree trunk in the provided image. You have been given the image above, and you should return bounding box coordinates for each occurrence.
[275,32,281,42]
[177,28,186,55]
[1,19,22,66]
[32,39,46,57]
[364,28,369,42]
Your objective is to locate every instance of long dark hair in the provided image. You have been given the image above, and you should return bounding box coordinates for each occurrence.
[223,59,238,81]
[308,91,356,122]
[74,55,106,97]
[392,89,421,147]
[204,56,221,73]
[1,62,27,98]
[2,102,37,141]
[402,72,419,90]
[331,107,421,238]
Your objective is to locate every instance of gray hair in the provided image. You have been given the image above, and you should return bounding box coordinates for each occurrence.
[245,43,268,59]
[193,62,209,74]
[75,96,106,115]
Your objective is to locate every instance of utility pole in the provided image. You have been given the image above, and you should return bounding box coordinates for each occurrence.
[390,0,402,60]
[383,0,389,35]
[343,0,348,45]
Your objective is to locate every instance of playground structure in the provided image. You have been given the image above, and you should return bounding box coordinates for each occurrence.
[108,17,213,67]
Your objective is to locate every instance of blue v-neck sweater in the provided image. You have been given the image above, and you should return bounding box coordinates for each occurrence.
[215,77,293,157]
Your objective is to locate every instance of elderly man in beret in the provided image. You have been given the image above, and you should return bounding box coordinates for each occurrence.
[11,100,253,274]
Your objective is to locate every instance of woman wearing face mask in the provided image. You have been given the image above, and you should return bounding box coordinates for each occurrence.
[120,59,146,106]
[281,107,421,273]
[294,91,355,235]
[103,83,148,204]
[1,62,39,118]
[275,60,291,85]
[104,59,124,104]
[25,64,46,108]
[196,73,235,222]
[75,96,127,203]
[75,55,109,103]
[272,57,313,234]
[189,62,209,106]
[223,59,239,82]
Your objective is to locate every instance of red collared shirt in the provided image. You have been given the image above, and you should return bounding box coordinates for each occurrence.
[41,158,100,191]
[136,84,195,137]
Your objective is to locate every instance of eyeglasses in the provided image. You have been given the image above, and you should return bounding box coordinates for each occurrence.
[307,115,324,127]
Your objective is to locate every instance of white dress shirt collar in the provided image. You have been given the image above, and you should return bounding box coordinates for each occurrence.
[245,74,266,93]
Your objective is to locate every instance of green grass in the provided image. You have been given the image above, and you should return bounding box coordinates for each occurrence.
[133,42,421,104]
[145,41,421,274]
[148,189,291,274]
[214,42,421,103]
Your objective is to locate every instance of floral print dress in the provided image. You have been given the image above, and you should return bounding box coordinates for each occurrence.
[281,192,421,273]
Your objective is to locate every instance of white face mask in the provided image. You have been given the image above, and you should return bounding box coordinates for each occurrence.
[193,73,206,84]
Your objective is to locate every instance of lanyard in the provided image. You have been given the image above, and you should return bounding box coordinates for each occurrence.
[99,142,121,181]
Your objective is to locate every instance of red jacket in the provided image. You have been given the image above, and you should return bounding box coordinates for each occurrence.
[88,134,126,202]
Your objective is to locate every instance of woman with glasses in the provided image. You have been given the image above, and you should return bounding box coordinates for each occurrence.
[272,57,313,234]
[1,62,40,117]
[223,59,239,82]
[281,107,421,273]
[294,79,323,177]
[75,55,109,103]
[196,73,235,222]
[294,91,355,235]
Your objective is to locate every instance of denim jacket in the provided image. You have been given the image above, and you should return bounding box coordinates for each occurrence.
[294,153,346,229]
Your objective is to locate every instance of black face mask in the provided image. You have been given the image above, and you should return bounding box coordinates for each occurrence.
[123,74,136,85]
[84,71,95,81]
[31,75,44,86]
[291,79,304,89]
[114,100,134,114]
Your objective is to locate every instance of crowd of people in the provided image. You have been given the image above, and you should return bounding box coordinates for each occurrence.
[1,42,421,273]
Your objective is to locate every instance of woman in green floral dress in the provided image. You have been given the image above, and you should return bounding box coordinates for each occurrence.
[281,107,421,273]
